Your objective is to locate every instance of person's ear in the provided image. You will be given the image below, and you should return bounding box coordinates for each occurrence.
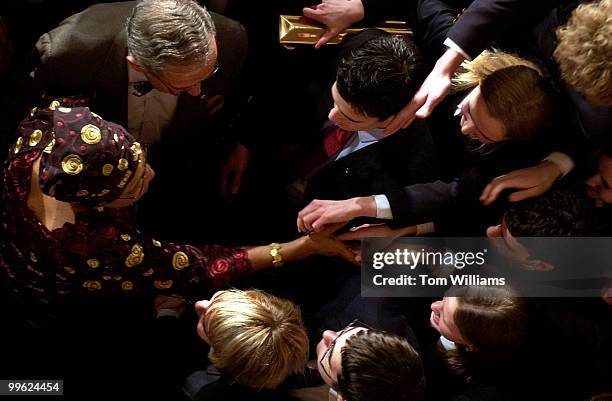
[126,55,144,73]
[486,224,503,237]
[380,115,395,131]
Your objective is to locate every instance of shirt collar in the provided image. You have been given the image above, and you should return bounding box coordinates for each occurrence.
[357,128,386,143]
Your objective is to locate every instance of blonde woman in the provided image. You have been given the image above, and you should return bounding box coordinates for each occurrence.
[297,50,555,236]
[185,289,308,400]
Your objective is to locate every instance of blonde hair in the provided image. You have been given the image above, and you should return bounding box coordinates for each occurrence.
[205,289,309,390]
[554,0,612,104]
[452,50,553,141]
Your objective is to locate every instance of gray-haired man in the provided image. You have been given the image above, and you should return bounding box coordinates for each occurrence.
[33,0,249,199]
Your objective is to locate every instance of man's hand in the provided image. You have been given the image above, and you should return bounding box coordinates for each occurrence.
[303,0,365,49]
[384,48,465,134]
[480,161,562,205]
[297,196,377,233]
[221,143,250,200]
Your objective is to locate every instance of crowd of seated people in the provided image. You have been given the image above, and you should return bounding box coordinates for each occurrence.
[0,0,610,400]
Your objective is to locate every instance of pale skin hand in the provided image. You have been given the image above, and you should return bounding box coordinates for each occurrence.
[384,48,465,135]
[303,0,365,49]
[480,161,562,205]
[221,143,250,200]
[297,196,377,233]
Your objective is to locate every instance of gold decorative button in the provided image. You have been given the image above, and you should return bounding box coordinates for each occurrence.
[81,124,102,145]
[49,100,60,110]
[61,154,83,175]
[83,280,102,290]
[125,244,144,267]
[30,107,37,117]
[30,252,38,263]
[13,137,23,155]
[121,234,131,241]
[152,239,162,247]
[29,129,43,146]
[121,281,134,291]
[117,158,129,171]
[43,138,55,154]
[154,280,173,289]
[87,259,100,268]
[172,251,189,271]
[102,164,114,176]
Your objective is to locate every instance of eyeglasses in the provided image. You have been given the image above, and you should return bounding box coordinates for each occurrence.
[147,61,220,96]
[119,142,148,200]
[319,319,372,385]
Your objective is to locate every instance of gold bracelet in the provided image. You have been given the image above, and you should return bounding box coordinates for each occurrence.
[269,242,284,268]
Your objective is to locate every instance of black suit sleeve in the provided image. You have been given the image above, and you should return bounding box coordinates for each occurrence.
[447,0,571,59]
[384,167,486,228]
[416,0,467,60]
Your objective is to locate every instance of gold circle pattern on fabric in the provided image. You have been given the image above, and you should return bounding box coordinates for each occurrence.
[172,251,189,271]
[61,154,84,175]
[80,124,102,145]
[102,164,114,176]
[29,129,43,146]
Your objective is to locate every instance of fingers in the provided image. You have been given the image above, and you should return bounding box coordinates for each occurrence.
[384,90,427,134]
[334,240,360,265]
[302,5,322,15]
[507,186,543,202]
[315,28,339,49]
[480,175,513,205]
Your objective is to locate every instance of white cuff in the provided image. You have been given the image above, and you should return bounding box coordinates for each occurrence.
[543,151,574,178]
[374,194,393,219]
[444,38,471,61]
[416,222,435,236]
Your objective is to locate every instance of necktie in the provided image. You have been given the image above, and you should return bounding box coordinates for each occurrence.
[323,125,355,157]
[132,81,154,97]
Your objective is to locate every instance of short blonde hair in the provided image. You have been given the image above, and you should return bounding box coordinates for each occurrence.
[554,0,612,104]
[554,0,612,105]
[205,289,309,390]
[452,50,553,141]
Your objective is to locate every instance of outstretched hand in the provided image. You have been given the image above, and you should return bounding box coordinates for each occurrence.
[297,196,377,233]
[384,48,465,135]
[480,161,562,205]
[303,0,365,48]
[306,222,360,265]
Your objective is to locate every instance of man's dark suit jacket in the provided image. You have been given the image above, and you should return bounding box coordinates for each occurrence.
[32,1,247,145]
[304,119,438,208]
[303,29,438,210]
[416,0,577,60]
